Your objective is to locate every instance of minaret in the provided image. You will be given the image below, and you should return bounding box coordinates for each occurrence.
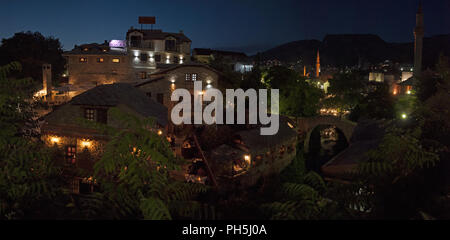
[316,50,320,78]
[42,64,52,96]
[413,2,424,78]
[303,66,306,76]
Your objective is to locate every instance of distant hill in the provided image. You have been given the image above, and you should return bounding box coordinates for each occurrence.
[254,34,450,69]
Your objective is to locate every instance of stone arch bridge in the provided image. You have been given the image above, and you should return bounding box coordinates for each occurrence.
[296,116,357,152]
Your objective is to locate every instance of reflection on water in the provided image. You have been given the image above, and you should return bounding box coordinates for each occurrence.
[306,125,349,172]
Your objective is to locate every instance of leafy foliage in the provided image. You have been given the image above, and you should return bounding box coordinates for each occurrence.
[0,31,66,85]
[324,72,365,114]
[0,62,65,219]
[262,66,324,117]
[349,82,395,121]
[87,108,212,220]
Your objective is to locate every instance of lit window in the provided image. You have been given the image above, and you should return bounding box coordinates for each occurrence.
[185,73,191,81]
[83,48,88,51]
[85,108,95,121]
[192,73,197,81]
[79,57,87,63]
[139,72,147,79]
[66,145,76,164]
[112,58,120,63]
[97,58,104,63]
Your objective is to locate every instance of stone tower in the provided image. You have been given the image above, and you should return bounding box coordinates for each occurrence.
[42,64,52,96]
[316,50,320,78]
[413,2,424,78]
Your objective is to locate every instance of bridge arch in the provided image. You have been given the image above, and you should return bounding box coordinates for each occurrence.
[296,116,357,153]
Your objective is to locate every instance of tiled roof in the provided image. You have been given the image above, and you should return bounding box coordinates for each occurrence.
[235,116,297,150]
[152,63,222,75]
[71,83,168,126]
[64,43,127,56]
[127,29,191,42]
[321,119,390,180]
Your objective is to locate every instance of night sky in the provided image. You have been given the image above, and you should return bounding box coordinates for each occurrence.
[0,0,449,54]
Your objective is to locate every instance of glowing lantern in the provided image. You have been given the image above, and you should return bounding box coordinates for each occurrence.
[81,140,91,148]
[51,137,60,144]
[244,154,251,165]
[157,130,163,136]
[401,113,407,119]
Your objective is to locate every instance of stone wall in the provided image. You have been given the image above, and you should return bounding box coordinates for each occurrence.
[66,54,133,87]
[217,137,297,189]
[137,65,219,110]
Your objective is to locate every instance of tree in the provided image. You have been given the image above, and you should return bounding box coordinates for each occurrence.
[263,66,324,117]
[0,31,66,85]
[0,62,65,219]
[209,55,241,90]
[324,72,365,114]
[89,108,209,219]
[240,67,264,90]
[349,82,395,121]
[353,126,440,219]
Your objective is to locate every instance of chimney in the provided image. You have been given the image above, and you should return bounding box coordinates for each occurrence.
[42,64,52,96]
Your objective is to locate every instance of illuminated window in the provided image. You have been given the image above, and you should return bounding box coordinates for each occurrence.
[97,58,104,63]
[79,57,87,63]
[139,72,147,79]
[66,145,76,164]
[83,48,88,51]
[85,108,95,121]
[112,58,120,63]
[185,73,198,81]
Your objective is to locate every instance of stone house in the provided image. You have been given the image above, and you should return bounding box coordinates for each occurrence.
[196,116,298,189]
[127,28,192,78]
[63,42,132,96]
[41,83,167,193]
[134,64,220,109]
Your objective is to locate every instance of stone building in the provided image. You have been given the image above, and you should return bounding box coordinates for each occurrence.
[206,116,298,189]
[127,28,192,78]
[135,64,220,109]
[63,42,131,95]
[62,25,192,98]
[41,83,167,193]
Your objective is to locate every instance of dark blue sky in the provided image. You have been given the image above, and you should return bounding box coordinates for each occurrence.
[0,0,449,54]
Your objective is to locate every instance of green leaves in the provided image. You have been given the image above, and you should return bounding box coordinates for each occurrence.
[140,197,172,220]
[359,129,439,179]
[90,107,212,220]
[0,62,65,219]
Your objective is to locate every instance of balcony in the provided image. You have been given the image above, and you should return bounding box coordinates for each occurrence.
[129,41,154,50]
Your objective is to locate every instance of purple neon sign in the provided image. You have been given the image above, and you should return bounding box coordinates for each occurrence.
[109,40,126,48]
